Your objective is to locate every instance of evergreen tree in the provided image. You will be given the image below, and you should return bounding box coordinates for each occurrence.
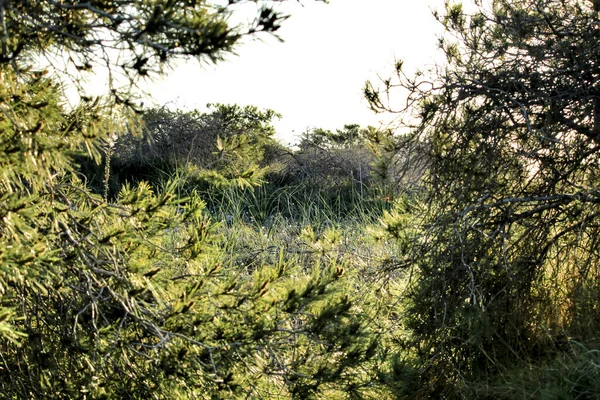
[366,0,600,396]
[95,104,282,193]
[0,1,384,398]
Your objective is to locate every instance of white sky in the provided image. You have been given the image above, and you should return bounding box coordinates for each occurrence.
[143,0,448,144]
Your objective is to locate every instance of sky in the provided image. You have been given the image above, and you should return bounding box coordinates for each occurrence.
[143,0,448,144]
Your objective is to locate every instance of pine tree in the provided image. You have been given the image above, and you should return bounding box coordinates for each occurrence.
[0,1,385,398]
[367,0,600,396]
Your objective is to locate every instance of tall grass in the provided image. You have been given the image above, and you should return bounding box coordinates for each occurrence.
[461,341,600,400]
[200,182,394,227]
[152,168,600,398]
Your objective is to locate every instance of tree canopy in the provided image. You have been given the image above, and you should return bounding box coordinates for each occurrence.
[1,0,301,103]
[366,0,600,396]
[4,0,600,398]
[0,1,387,398]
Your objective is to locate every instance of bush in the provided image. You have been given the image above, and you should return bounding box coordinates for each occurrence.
[102,104,281,193]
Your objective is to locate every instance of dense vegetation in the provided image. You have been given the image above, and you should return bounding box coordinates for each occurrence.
[1,0,600,398]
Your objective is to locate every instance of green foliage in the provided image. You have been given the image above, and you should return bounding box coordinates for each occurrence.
[367,0,600,396]
[0,70,389,397]
[463,341,600,400]
[1,0,304,100]
[288,124,426,199]
[299,124,367,148]
[0,0,391,398]
[107,104,280,192]
[200,182,395,232]
[17,0,600,397]
[292,125,374,186]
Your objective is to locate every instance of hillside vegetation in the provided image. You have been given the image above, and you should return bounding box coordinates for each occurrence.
[1,0,600,399]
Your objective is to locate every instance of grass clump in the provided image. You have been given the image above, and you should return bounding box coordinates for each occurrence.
[462,342,600,400]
